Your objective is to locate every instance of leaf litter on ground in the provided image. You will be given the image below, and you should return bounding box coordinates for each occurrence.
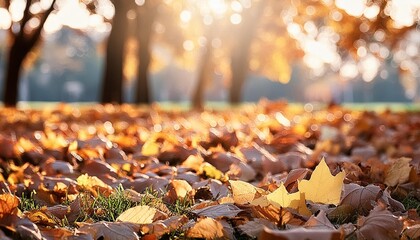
[0,101,418,239]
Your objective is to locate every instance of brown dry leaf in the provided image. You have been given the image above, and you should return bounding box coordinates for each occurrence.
[82,159,118,179]
[206,151,241,172]
[40,227,74,240]
[78,222,140,240]
[16,217,43,240]
[0,136,15,159]
[229,180,265,205]
[192,203,242,218]
[250,204,287,224]
[193,179,230,200]
[116,205,167,224]
[385,157,412,187]
[238,218,277,238]
[0,229,12,240]
[356,202,403,240]
[141,215,189,238]
[186,217,228,239]
[267,183,311,216]
[283,168,311,191]
[227,162,257,182]
[403,224,420,240]
[304,210,335,230]
[165,179,192,203]
[26,210,58,227]
[298,158,345,205]
[76,174,113,195]
[339,183,382,215]
[0,193,19,217]
[259,227,342,240]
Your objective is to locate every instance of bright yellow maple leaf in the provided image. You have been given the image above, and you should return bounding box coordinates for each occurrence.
[267,183,311,216]
[298,158,345,205]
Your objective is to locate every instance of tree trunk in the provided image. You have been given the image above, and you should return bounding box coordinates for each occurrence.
[229,3,265,104]
[101,1,130,104]
[192,33,214,109]
[2,0,56,107]
[3,44,25,107]
[135,2,159,104]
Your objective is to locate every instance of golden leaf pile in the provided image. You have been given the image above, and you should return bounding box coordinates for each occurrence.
[0,102,418,239]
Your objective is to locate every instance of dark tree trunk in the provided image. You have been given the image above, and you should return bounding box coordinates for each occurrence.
[135,2,159,104]
[101,1,130,104]
[192,36,214,109]
[2,0,56,107]
[229,3,265,104]
[3,44,25,106]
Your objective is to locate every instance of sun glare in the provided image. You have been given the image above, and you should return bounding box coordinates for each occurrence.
[0,8,12,29]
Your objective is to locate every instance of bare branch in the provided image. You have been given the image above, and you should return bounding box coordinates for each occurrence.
[26,0,56,50]
[19,0,33,35]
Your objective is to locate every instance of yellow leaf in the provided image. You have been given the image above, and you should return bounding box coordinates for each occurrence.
[385,157,412,187]
[76,174,112,193]
[141,139,160,156]
[199,163,227,181]
[267,183,311,216]
[298,158,345,205]
[229,180,265,205]
[117,205,167,224]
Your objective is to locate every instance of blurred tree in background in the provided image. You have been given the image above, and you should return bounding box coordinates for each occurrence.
[1,0,56,106]
[0,0,418,106]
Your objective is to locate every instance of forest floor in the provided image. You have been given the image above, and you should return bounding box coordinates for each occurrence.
[0,100,419,239]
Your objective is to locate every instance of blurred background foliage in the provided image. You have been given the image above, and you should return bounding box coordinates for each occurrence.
[0,0,418,107]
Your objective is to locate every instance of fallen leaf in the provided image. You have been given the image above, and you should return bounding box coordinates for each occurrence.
[186,217,227,239]
[192,203,242,218]
[385,157,412,187]
[298,158,345,205]
[26,210,58,227]
[40,227,74,240]
[259,227,342,240]
[238,218,277,238]
[266,183,311,216]
[141,139,160,156]
[78,222,140,240]
[199,163,227,181]
[0,194,19,217]
[16,218,43,240]
[140,215,189,237]
[283,168,311,192]
[356,202,403,240]
[339,183,382,215]
[116,205,167,224]
[76,174,112,195]
[403,224,420,240]
[304,210,335,230]
[229,180,265,205]
[165,179,192,203]
[227,162,257,182]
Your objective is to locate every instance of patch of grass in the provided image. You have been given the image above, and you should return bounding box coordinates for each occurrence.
[402,194,420,214]
[90,185,138,222]
[166,197,193,216]
[19,191,40,212]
